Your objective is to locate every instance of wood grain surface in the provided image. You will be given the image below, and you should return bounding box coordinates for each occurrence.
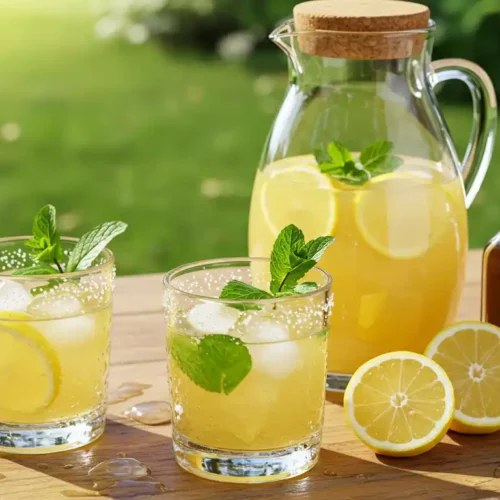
[3,249,500,500]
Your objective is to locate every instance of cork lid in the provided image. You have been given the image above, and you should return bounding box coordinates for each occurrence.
[293,0,431,60]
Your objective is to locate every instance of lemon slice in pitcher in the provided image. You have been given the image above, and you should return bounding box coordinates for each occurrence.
[344,351,454,457]
[425,321,500,434]
[0,312,61,414]
[354,172,450,259]
[260,157,337,239]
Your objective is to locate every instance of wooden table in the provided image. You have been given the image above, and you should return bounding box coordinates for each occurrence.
[3,249,500,500]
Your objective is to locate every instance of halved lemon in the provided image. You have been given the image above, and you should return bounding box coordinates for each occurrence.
[260,158,337,240]
[0,312,61,414]
[354,172,451,259]
[425,321,500,434]
[344,351,454,457]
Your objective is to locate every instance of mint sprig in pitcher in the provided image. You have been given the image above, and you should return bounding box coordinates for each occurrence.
[248,0,497,391]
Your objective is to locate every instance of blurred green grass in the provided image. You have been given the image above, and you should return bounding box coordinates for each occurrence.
[1,1,498,275]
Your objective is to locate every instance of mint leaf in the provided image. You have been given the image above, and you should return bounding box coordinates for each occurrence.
[270,225,334,294]
[270,225,306,294]
[328,141,353,166]
[220,280,272,311]
[32,205,58,243]
[12,265,60,276]
[170,333,251,395]
[275,282,319,297]
[304,236,335,261]
[360,141,394,172]
[294,282,319,294]
[66,221,127,272]
[27,205,64,265]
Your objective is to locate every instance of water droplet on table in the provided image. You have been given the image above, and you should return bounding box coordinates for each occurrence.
[107,382,152,405]
[123,401,172,425]
[61,457,166,497]
[323,470,337,477]
[89,458,151,482]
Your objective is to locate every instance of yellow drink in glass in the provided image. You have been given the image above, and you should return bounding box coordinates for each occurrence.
[249,155,468,389]
[0,237,114,453]
[164,258,331,483]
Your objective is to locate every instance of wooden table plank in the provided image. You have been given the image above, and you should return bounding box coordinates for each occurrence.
[2,249,498,500]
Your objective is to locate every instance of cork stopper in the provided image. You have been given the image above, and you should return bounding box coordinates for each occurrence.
[293,0,431,60]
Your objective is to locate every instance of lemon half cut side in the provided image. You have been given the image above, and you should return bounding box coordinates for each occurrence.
[426,321,500,434]
[344,351,455,457]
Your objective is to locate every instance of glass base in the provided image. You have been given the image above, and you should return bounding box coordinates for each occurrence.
[0,408,106,455]
[173,431,321,483]
[327,372,352,392]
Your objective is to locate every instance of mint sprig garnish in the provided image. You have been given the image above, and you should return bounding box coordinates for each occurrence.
[170,333,252,395]
[315,140,403,186]
[12,204,127,278]
[220,224,334,303]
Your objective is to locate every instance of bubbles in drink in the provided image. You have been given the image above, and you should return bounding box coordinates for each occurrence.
[0,279,31,311]
[123,401,172,425]
[108,382,152,405]
[187,302,241,334]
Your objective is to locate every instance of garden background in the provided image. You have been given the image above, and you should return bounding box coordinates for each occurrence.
[1,0,499,275]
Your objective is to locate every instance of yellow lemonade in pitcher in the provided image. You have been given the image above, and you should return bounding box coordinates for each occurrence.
[249,155,468,380]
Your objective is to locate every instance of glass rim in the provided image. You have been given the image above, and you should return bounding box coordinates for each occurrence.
[163,257,333,305]
[0,236,115,280]
[271,18,436,40]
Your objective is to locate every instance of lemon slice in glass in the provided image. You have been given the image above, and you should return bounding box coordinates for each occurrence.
[260,158,337,240]
[354,172,450,259]
[425,321,500,434]
[344,351,454,457]
[0,312,61,414]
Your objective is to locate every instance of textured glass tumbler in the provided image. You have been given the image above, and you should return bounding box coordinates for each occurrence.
[0,237,114,454]
[164,257,332,483]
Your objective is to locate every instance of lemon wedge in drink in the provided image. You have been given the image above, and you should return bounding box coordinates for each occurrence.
[344,351,454,457]
[0,312,61,414]
[260,156,337,240]
[425,321,500,434]
[354,172,450,259]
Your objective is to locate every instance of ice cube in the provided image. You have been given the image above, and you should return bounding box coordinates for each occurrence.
[0,279,32,311]
[241,315,290,343]
[28,293,95,344]
[249,342,301,379]
[241,315,300,379]
[187,302,240,335]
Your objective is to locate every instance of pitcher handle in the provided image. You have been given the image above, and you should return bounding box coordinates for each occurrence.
[430,58,497,208]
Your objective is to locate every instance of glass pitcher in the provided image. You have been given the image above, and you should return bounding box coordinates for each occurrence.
[248,13,497,391]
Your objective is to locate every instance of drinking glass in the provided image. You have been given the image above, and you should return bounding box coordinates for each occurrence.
[164,257,332,483]
[0,237,114,454]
